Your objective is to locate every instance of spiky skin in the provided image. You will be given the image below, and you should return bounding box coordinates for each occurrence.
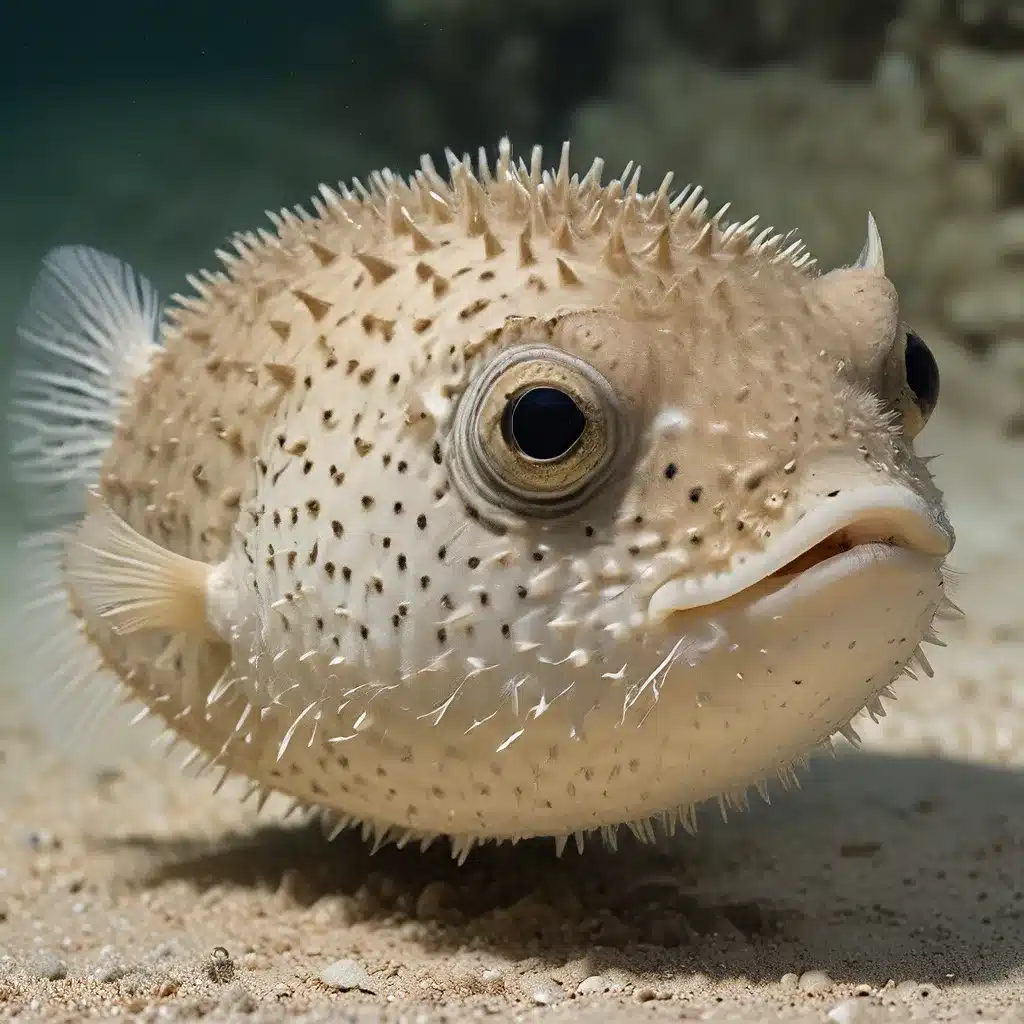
[64,140,951,861]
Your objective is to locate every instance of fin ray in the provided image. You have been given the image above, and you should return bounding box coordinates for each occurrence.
[66,494,215,639]
[7,244,161,526]
[3,244,164,762]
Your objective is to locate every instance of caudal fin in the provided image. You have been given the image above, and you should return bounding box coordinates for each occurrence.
[8,245,161,520]
[4,245,163,760]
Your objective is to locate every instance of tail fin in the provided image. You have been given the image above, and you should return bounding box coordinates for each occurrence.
[8,245,161,520]
[4,245,163,762]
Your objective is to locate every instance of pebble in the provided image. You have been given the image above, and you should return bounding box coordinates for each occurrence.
[895,979,932,1000]
[29,952,68,981]
[531,984,563,1005]
[92,962,127,983]
[319,958,377,994]
[207,946,235,983]
[577,974,610,995]
[798,969,834,993]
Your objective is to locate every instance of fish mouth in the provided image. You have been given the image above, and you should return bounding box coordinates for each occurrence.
[647,483,953,622]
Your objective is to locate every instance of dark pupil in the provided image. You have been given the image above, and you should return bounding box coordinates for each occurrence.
[904,330,939,415]
[504,387,587,461]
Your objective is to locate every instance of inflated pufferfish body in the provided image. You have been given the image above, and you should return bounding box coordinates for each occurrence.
[7,139,957,861]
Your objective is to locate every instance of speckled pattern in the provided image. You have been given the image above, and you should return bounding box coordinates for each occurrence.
[9,140,957,859]
[1,330,1022,1022]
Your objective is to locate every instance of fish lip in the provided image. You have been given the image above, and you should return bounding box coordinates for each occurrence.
[646,483,952,623]
[740,540,938,624]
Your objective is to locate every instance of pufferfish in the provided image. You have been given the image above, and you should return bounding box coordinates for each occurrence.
[6,138,957,862]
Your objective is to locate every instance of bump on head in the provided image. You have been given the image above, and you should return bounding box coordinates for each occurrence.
[810,213,939,440]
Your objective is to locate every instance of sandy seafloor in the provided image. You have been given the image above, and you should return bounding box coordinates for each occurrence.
[1,89,1024,1024]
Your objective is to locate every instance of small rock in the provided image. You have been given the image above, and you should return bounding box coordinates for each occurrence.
[895,979,929,1000]
[154,978,180,998]
[634,985,657,1002]
[241,951,267,970]
[779,972,799,988]
[319,958,377,994]
[531,984,562,1005]
[207,946,235,983]
[30,952,68,981]
[798,969,833,993]
[577,974,610,995]
[92,962,127,983]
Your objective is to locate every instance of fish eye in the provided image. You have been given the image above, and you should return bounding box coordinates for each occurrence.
[502,386,587,462]
[904,329,939,420]
[447,343,624,518]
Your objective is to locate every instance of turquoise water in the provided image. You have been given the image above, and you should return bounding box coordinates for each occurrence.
[0,6,403,523]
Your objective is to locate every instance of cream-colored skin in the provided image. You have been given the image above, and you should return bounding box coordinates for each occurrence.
[9,140,955,859]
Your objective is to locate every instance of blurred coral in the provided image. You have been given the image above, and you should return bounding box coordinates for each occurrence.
[373,0,1024,426]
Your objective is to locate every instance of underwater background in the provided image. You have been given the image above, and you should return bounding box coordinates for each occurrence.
[3,0,1024,723]
[2,7,1024,1021]
[4,2,1024,460]
[2,4,1023,684]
